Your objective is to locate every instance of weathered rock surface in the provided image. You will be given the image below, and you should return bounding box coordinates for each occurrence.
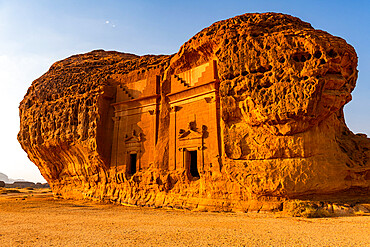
[18,13,370,211]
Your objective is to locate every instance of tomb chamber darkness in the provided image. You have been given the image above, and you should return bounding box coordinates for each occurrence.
[18,13,370,211]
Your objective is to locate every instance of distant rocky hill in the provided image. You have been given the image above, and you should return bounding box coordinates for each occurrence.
[0,173,11,183]
[0,172,25,183]
[0,172,49,188]
[4,181,49,189]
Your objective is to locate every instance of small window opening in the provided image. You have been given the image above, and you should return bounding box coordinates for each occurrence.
[189,151,200,178]
[129,153,137,175]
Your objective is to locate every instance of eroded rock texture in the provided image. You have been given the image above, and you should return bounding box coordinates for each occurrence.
[19,13,370,211]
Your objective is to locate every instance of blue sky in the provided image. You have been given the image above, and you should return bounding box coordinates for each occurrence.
[0,0,369,182]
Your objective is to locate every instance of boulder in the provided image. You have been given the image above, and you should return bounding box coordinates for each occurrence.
[18,13,370,211]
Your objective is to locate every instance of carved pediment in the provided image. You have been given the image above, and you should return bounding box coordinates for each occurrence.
[125,130,143,143]
[125,136,141,143]
[178,120,205,140]
[178,129,203,140]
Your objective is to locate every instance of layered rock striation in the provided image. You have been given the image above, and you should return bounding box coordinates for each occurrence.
[18,13,370,211]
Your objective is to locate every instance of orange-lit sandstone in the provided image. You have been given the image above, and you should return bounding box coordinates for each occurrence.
[18,13,370,211]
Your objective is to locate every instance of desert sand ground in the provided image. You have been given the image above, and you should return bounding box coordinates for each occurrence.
[0,189,369,247]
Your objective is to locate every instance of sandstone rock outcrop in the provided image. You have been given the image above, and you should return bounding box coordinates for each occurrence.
[18,13,370,211]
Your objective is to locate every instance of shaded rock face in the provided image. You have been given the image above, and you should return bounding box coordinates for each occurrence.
[18,13,370,211]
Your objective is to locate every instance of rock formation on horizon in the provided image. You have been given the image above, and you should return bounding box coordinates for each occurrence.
[0,173,12,184]
[18,13,370,211]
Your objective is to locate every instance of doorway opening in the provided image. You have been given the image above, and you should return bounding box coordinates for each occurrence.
[189,150,199,178]
[129,153,137,175]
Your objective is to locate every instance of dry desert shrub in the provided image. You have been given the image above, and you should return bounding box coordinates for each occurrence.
[283,200,332,218]
[6,189,21,194]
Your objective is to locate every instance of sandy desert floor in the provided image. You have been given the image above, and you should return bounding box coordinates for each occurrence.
[0,189,369,247]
